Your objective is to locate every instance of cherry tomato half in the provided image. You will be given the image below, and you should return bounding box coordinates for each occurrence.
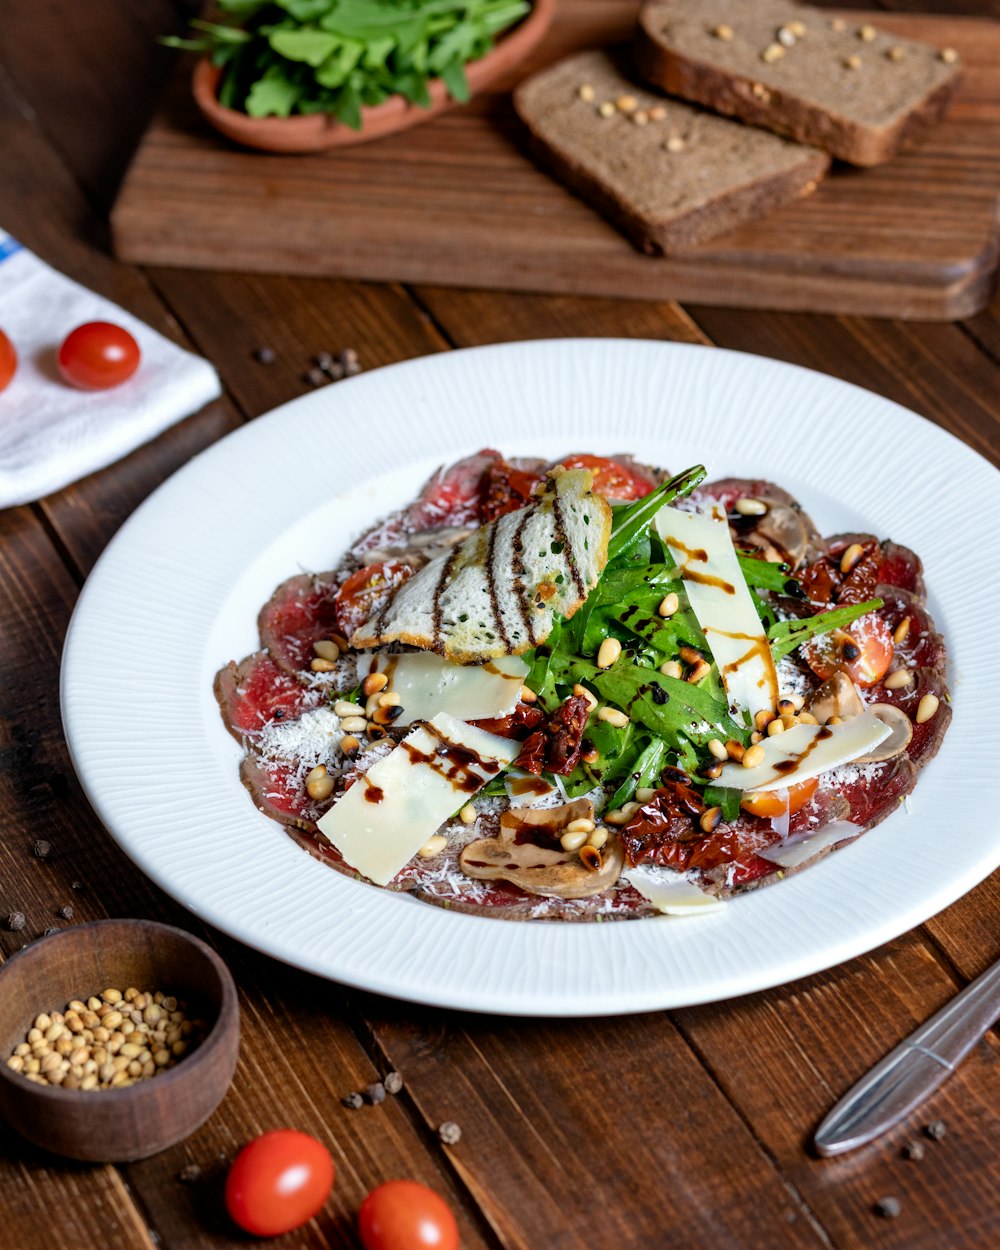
[225,1129,334,1237]
[0,328,16,394]
[57,321,140,390]
[557,454,654,501]
[335,561,412,638]
[802,615,894,690]
[741,777,818,820]
[358,1180,459,1250]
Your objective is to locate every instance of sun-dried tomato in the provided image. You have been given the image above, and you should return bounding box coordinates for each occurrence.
[472,702,546,738]
[480,459,544,522]
[798,540,881,607]
[619,773,706,868]
[514,694,591,776]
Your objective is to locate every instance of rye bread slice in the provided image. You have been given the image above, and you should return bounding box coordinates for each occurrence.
[634,0,962,167]
[514,50,829,256]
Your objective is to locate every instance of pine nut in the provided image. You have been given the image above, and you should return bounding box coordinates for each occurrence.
[712,23,734,40]
[521,685,538,703]
[781,713,797,729]
[761,43,785,62]
[306,764,327,786]
[378,691,401,708]
[789,20,807,36]
[750,732,763,744]
[589,828,609,850]
[459,803,477,824]
[725,740,745,762]
[776,698,797,716]
[362,671,388,696]
[742,743,766,769]
[940,47,958,63]
[755,709,776,731]
[34,1014,52,1032]
[844,54,862,69]
[341,734,360,755]
[708,738,728,761]
[858,24,877,41]
[579,83,595,102]
[565,817,596,834]
[597,637,622,669]
[839,543,865,574]
[735,497,767,517]
[6,1056,23,1072]
[373,704,404,726]
[313,639,340,662]
[311,658,337,672]
[893,617,911,645]
[616,94,637,112]
[365,692,382,718]
[916,694,940,724]
[307,773,335,801]
[700,807,722,834]
[560,829,589,852]
[572,683,598,711]
[579,845,602,871]
[797,711,818,725]
[597,706,629,728]
[102,989,123,1005]
[598,101,615,119]
[884,669,912,690]
[604,802,639,826]
[658,592,680,618]
[660,660,683,679]
[666,135,686,153]
[633,110,649,126]
[334,700,358,717]
[827,715,844,725]
[786,693,805,711]
[649,106,667,121]
[767,718,785,737]
[887,45,904,61]
[634,788,657,804]
[417,835,448,859]
[777,26,796,47]
[340,715,367,733]
[687,659,711,683]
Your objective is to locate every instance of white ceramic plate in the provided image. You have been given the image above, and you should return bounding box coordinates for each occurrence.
[61,340,998,1016]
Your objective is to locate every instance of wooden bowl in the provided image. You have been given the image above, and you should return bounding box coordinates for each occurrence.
[0,919,239,1162]
[192,0,555,153]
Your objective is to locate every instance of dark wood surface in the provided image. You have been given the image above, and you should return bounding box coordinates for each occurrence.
[0,1,998,1247]
[110,4,1000,320]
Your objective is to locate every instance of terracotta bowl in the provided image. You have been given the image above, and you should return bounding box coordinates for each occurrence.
[192,0,556,153]
[0,919,239,1162]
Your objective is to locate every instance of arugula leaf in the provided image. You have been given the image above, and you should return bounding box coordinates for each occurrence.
[607,737,667,811]
[269,27,341,65]
[769,599,883,663]
[704,784,742,823]
[737,553,797,592]
[245,65,301,117]
[606,465,706,564]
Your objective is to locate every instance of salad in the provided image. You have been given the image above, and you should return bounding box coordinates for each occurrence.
[215,451,950,920]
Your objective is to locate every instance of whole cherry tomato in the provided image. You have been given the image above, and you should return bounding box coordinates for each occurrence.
[358,1180,459,1250]
[57,321,140,390]
[225,1129,334,1237]
[0,328,16,393]
[557,454,654,501]
[335,561,412,638]
[741,776,818,820]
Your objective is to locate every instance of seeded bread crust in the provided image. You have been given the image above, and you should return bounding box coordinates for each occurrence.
[634,1,962,167]
[514,50,829,257]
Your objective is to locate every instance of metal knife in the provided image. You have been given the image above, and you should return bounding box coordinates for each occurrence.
[814,954,1000,1156]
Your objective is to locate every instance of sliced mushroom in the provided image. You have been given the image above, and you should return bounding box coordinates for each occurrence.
[363,525,475,570]
[805,671,865,724]
[731,499,815,570]
[852,704,913,764]
[459,799,624,900]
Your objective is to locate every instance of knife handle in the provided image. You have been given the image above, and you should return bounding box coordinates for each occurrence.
[814,955,1000,1157]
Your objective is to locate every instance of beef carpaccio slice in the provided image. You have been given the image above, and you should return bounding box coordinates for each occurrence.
[216,465,951,921]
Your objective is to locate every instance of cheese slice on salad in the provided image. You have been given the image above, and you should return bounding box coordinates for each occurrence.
[357,652,527,727]
[350,468,612,663]
[654,506,778,724]
[714,713,891,792]
[316,713,519,885]
[625,866,726,915]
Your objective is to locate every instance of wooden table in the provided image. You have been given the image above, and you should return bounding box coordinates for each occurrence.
[1,1,998,1246]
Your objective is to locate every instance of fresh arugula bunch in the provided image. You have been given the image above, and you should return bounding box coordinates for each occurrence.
[166,0,530,128]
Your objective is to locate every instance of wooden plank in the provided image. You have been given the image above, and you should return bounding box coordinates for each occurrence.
[111,6,1000,320]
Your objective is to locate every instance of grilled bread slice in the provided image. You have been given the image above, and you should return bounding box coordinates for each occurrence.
[634,0,962,167]
[350,468,612,663]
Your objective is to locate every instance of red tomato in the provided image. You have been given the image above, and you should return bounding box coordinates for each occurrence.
[802,615,894,689]
[0,328,16,393]
[557,454,654,500]
[358,1181,459,1250]
[334,561,412,638]
[58,321,140,390]
[741,777,818,820]
[225,1130,334,1237]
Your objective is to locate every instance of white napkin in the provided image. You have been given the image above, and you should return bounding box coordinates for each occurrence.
[0,231,221,507]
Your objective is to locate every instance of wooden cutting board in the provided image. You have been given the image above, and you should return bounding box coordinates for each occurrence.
[112,4,1000,321]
